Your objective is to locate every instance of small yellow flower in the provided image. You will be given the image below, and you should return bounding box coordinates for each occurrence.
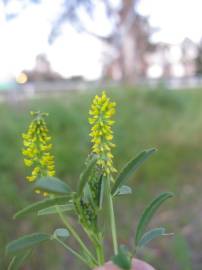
[22,111,56,194]
[26,175,35,182]
[89,91,117,176]
[24,159,33,167]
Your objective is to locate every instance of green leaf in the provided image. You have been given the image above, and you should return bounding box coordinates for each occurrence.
[83,183,97,210]
[6,233,50,255]
[114,185,132,197]
[112,245,132,270]
[98,175,104,209]
[14,195,71,219]
[83,183,92,202]
[34,177,71,194]
[8,250,32,270]
[77,156,97,196]
[37,203,74,216]
[137,227,172,247]
[53,228,69,239]
[112,148,156,195]
[135,192,174,245]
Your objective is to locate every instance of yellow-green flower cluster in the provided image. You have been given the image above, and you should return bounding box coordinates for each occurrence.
[89,91,117,176]
[22,111,55,194]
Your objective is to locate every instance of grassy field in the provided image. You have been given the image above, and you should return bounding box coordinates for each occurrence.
[1,87,202,269]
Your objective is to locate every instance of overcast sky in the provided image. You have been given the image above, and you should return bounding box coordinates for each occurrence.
[138,0,202,43]
[0,0,202,81]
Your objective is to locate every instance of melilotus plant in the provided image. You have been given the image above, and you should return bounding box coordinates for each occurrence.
[6,92,174,270]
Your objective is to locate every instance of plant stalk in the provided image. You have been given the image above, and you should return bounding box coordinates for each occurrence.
[106,176,118,255]
[83,227,105,266]
[55,237,93,268]
[56,206,97,266]
[96,233,105,265]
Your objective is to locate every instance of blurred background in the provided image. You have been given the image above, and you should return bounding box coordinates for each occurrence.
[1,0,202,269]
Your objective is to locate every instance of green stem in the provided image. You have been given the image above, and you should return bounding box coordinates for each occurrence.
[56,206,97,266]
[96,245,101,265]
[96,233,105,265]
[55,237,93,267]
[106,176,118,255]
[83,227,104,266]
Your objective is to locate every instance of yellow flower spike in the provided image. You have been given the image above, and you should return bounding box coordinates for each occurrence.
[89,91,117,176]
[22,111,56,195]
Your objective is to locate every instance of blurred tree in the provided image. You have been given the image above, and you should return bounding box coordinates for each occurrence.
[23,54,62,81]
[195,40,202,75]
[48,0,155,82]
[181,38,197,77]
[2,0,155,82]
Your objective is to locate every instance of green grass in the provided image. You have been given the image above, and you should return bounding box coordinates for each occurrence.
[1,87,202,269]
